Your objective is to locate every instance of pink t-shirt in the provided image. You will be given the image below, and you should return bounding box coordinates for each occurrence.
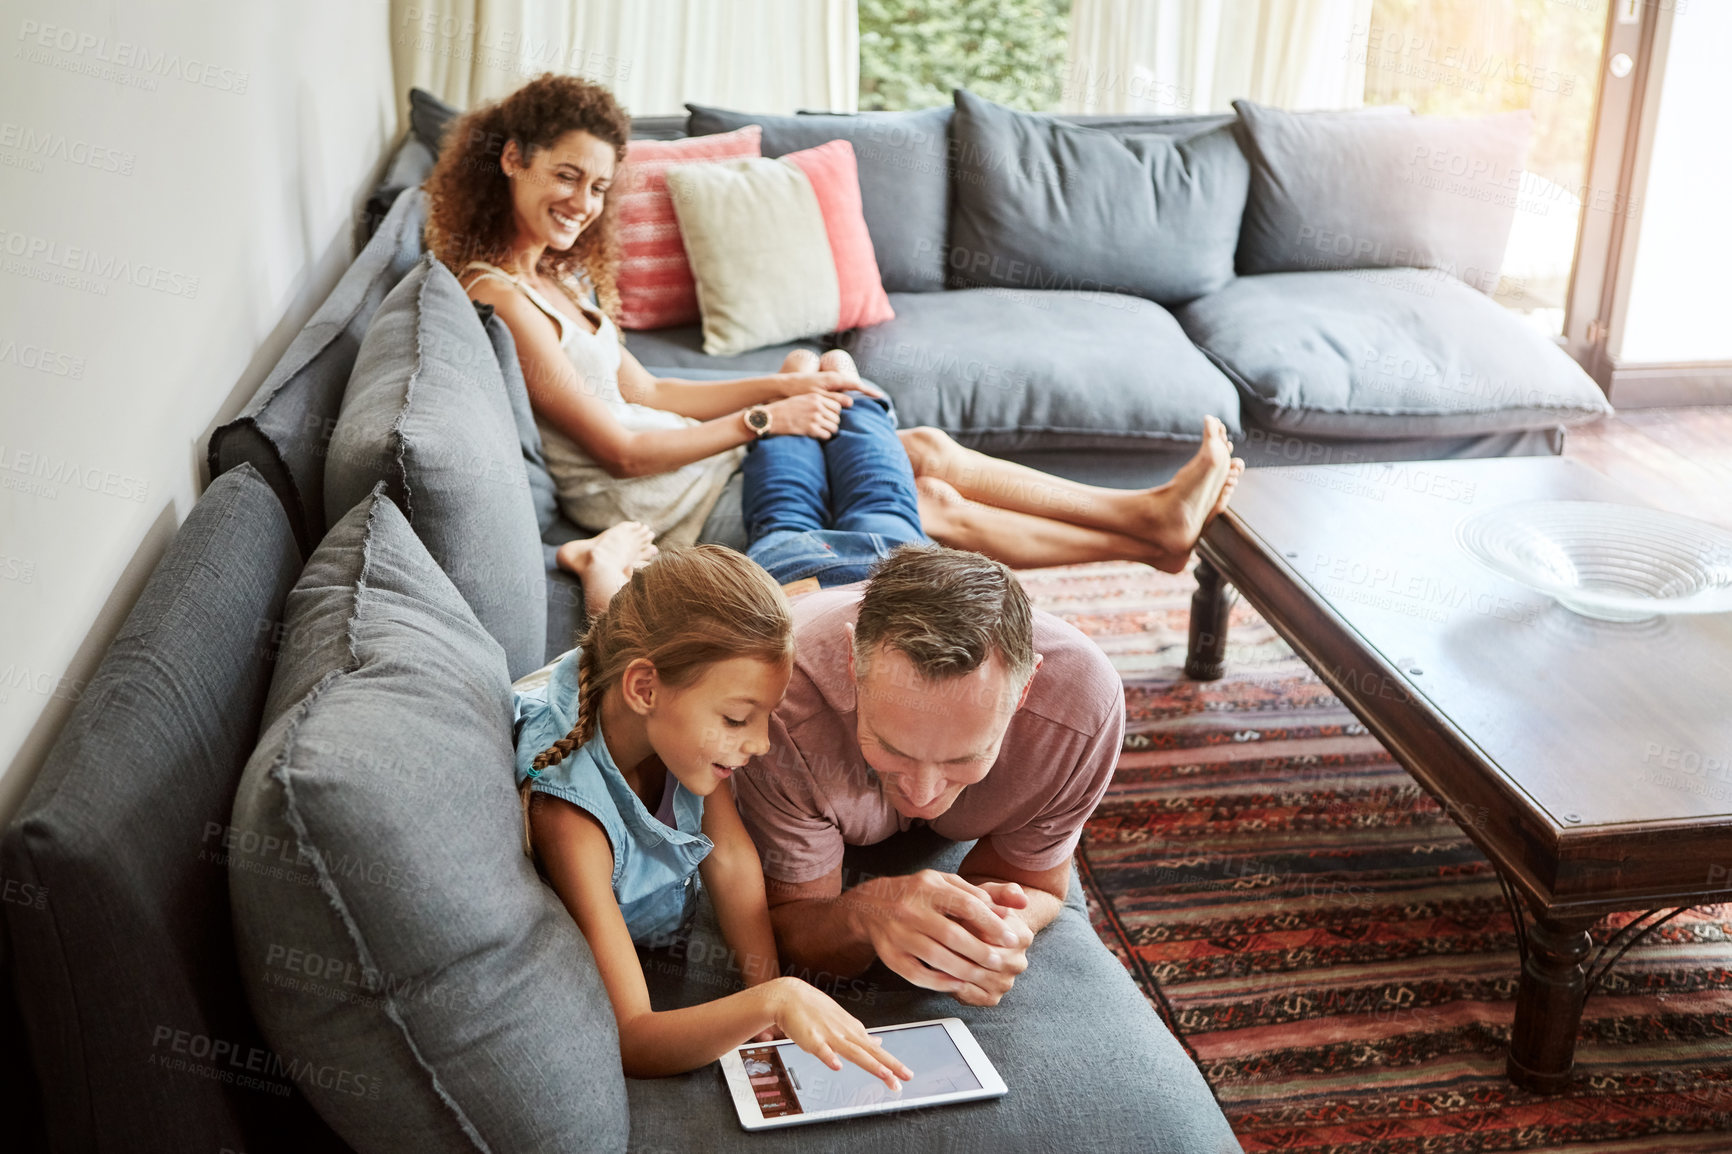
[734,585,1125,884]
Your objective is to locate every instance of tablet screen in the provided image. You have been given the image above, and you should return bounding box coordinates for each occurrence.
[739,1023,983,1118]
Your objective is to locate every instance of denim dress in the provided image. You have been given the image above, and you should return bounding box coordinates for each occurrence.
[513,648,713,944]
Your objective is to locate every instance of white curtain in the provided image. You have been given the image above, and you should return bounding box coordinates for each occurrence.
[391,0,859,118]
[1063,0,1372,116]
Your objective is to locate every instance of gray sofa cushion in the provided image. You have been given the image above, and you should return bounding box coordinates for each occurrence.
[482,306,559,536]
[1233,100,1531,292]
[325,255,547,678]
[1,465,343,1154]
[408,86,459,153]
[230,490,629,1153]
[1177,269,1612,438]
[208,187,428,556]
[625,324,824,373]
[948,89,1249,306]
[686,103,953,294]
[629,828,1242,1153]
[840,288,1243,451]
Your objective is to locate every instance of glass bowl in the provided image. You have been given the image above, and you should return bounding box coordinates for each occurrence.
[1455,500,1732,622]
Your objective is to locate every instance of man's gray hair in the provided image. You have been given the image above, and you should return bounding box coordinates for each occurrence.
[853,545,1035,684]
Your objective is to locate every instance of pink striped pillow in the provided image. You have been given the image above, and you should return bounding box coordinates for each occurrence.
[614,126,763,331]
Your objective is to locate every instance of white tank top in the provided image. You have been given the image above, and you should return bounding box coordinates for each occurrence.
[462,262,742,546]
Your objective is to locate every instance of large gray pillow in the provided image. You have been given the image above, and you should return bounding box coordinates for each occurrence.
[686,102,953,294]
[230,489,628,1153]
[947,89,1249,306]
[208,187,428,555]
[1,465,340,1153]
[1233,99,1531,292]
[1177,269,1612,438]
[843,288,1243,451]
[325,255,546,678]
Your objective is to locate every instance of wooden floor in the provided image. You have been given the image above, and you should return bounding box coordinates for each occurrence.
[1562,405,1732,529]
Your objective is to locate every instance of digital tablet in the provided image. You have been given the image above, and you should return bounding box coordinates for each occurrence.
[720,1017,1007,1130]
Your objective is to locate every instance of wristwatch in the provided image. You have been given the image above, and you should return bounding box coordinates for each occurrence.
[743,405,772,438]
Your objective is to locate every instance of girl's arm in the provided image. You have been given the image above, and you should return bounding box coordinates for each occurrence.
[529,793,910,1086]
[615,345,882,422]
[698,784,780,989]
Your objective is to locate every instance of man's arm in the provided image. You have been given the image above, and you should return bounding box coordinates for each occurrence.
[958,835,1070,937]
[766,865,1031,1006]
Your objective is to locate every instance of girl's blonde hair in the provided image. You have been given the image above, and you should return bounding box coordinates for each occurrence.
[533,546,793,770]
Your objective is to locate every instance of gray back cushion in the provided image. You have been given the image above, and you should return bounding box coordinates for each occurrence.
[481,306,559,536]
[947,89,1249,306]
[843,288,1243,451]
[325,256,546,678]
[230,490,628,1153]
[1177,269,1612,438]
[1,466,344,1153]
[686,102,953,294]
[208,187,428,556]
[1233,99,1531,292]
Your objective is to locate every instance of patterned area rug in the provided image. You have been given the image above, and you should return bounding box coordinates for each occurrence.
[1017,561,1732,1154]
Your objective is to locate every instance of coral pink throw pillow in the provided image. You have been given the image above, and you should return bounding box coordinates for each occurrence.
[779,140,896,334]
[614,125,763,330]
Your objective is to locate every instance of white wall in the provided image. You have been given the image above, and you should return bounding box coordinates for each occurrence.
[0,1,398,821]
[1619,1,1732,364]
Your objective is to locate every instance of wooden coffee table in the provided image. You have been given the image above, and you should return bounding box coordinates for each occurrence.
[1182,455,1732,1093]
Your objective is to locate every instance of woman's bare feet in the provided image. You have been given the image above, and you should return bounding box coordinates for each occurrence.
[1129,416,1235,571]
[818,348,859,379]
[1209,458,1246,522]
[555,522,658,611]
[780,349,821,374]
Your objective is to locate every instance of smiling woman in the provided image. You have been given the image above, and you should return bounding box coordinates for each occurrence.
[423,73,872,611]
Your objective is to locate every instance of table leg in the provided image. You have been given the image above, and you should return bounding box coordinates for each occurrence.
[1185,557,1236,681]
[1506,909,1599,1094]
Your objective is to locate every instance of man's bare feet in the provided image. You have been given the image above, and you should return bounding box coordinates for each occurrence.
[1131,416,1234,572]
[555,522,658,611]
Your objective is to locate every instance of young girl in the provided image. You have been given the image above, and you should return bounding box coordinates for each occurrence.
[513,544,912,1088]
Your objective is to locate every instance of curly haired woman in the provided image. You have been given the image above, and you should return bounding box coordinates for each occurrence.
[425,73,1243,610]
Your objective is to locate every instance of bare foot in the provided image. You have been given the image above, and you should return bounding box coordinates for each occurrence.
[1209,458,1246,522]
[1131,416,1233,571]
[555,522,658,611]
[780,349,821,374]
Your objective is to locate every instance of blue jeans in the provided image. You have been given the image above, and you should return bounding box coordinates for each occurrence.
[743,395,931,587]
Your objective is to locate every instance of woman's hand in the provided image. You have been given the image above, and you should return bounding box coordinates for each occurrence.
[779,371,887,401]
[763,393,845,439]
[762,977,913,1091]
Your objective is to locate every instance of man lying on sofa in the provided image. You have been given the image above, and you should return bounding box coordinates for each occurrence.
[733,387,1125,1006]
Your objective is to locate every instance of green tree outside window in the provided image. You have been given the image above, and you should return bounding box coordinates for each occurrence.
[858,0,1073,112]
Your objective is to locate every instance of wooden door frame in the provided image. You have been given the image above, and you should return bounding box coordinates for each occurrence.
[1565,0,1726,406]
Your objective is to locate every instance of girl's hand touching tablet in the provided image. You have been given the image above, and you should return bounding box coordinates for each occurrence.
[764,977,914,1092]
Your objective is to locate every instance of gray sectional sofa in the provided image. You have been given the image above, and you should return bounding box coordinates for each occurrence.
[2,83,1616,1153]
[1,131,1242,1154]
